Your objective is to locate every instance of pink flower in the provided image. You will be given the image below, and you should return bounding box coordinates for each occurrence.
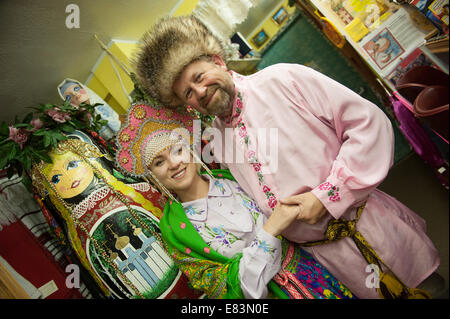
[83,112,93,122]
[252,162,261,172]
[8,126,29,149]
[329,194,341,202]
[46,108,71,123]
[236,97,243,110]
[268,196,277,209]
[238,126,247,138]
[247,150,255,159]
[318,182,332,191]
[263,185,271,193]
[30,118,44,131]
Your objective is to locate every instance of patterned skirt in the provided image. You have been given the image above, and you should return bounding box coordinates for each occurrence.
[274,240,357,299]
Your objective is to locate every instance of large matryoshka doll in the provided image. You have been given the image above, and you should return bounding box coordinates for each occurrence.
[30,133,202,299]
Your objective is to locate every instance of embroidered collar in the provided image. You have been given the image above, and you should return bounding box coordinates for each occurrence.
[218,71,245,128]
[206,174,232,197]
[181,175,232,222]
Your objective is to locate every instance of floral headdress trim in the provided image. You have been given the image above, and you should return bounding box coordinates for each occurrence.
[115,101,196,179]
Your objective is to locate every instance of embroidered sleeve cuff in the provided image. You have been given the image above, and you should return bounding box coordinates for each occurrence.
[239,228,282,298]
[311,180,357,219]
[249,227,282,261]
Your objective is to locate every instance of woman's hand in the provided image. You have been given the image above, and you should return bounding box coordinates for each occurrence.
[279,192,327,225]
[263,203,301,237]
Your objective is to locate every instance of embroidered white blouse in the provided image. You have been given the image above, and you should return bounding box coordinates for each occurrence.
[181,174,281,299]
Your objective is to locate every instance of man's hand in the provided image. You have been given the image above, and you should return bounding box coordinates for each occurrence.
[279,192,327,225]
[263,203,301,237]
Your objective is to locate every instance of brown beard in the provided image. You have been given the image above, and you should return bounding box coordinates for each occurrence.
[202,85,231,116]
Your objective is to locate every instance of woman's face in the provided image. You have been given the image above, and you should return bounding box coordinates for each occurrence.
[63,84,90,106]
[45,152,94,198]
[149,144,198,194]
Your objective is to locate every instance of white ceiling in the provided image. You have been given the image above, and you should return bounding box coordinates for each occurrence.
[0,0,180,124]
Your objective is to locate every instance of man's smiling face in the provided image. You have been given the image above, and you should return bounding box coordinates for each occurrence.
[172,55,235,118]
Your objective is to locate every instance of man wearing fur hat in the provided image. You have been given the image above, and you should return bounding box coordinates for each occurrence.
[134,15,441,299]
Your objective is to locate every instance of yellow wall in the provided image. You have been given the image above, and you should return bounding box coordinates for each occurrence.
[172,0,198,16]
[247,0,296,52]
[86,0,199,115]
[87,41,139,115]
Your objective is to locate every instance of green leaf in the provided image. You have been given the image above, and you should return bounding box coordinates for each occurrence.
[43,134,51,147]
[69,119,82,126]
[39,153,53,163]
[50,136,59,148]
[14,123,32,129]
[54,132,66,141]
[32,148,52,163]
[0,155,8,169]
[8,144,17,160]
[22,155,31,172]
[61,124,75,133]
[0,122,8,136]
[40,152,52,163]
[32,129,47,136]
[63,99,72,109]
[23,112,34,124]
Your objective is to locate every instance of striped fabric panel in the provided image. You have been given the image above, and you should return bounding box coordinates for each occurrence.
[1,174,93,299]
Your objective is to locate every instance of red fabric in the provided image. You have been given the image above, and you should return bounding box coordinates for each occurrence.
[0,220,83,299]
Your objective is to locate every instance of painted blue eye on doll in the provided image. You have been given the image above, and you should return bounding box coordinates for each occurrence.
[64,86,81,102]
[67,160,81,170]
[51,174,62,185]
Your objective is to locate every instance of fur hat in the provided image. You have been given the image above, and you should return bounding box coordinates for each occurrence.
[134,15,226,107]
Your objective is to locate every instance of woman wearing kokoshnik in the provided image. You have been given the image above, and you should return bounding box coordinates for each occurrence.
[115,101,357,299]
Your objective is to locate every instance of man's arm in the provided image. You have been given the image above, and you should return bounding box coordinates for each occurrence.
[282,64,395,220]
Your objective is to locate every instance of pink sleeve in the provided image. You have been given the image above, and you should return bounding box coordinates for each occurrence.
[287,65,395,219]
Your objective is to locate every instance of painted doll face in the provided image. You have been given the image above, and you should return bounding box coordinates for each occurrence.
[45,152,94,198]
[149,144,199,194]
[63,84,90,106]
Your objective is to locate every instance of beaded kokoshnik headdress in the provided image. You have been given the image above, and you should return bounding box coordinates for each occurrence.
[115,101,212,203]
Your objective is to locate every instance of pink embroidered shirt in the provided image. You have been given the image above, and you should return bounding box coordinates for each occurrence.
[211,64,439,298]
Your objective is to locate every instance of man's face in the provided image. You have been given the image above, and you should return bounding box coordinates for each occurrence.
[172,56,235,117]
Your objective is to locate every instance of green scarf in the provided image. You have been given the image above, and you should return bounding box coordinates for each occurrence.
[159,169,288,299]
